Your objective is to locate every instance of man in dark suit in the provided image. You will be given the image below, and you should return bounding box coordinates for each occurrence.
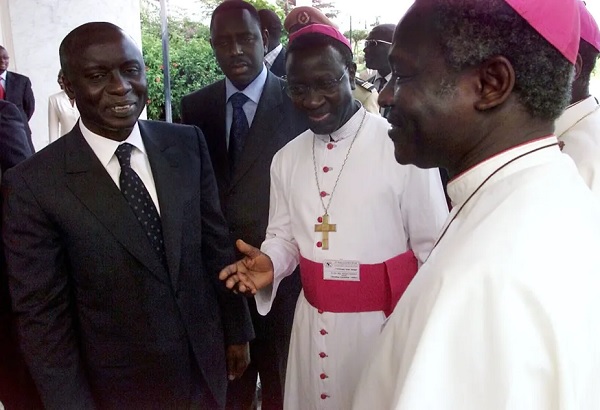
[0,100,33,174]
[0,46,35,152]
[0,99,40,409]
[181,2,307,408]
[259,9,287,78]
[2,22,253,409]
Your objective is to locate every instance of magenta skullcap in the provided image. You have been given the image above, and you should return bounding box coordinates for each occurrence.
[579,1,600,52]
[504,0,580,64]
[288,23,351,51]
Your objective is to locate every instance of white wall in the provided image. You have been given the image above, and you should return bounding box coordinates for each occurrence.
[0,0,142,150]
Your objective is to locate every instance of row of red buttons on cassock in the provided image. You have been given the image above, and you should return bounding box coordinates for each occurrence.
[320,324,329,400]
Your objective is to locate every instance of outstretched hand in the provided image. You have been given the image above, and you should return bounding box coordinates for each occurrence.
[219,239,275,296]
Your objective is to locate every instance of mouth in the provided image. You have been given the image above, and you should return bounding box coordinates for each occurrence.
[308,112,331,122]
[230,61,249,73]
[109,102,137,117]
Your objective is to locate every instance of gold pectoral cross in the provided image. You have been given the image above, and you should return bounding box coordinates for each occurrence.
[314,214,336,250]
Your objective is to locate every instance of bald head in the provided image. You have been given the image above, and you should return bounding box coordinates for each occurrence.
[369,24,395,43]
[59,22,141,77]
[364,24,395,74]
[259,9,283,50]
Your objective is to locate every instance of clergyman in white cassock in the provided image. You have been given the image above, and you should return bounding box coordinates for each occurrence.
[352,0,600,408]
[554,1,600,196]
[218,23,449,410]
[258,107,447,409]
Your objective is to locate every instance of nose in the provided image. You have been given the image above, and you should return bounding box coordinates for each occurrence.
[229,41,243,56]
[302,87,325,109]
[377,79,394,109]
[107,71,132,95]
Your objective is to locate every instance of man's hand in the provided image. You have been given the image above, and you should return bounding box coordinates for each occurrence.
[219,239,275,296]
[226,343,250,381]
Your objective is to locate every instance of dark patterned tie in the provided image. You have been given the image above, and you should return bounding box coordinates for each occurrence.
[228,92,249,169]
[377,77,387,93]
[115,143,167,267]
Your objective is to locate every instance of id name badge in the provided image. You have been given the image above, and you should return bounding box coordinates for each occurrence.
[323,259,360,281]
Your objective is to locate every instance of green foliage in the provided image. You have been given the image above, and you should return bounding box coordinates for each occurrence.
[343,29,368,56]
[142,6,222,121]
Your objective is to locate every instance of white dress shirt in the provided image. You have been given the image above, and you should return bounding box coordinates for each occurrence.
[0,71,6,93]
[79,120,161,214]
[264,44,283,69]
[224,65,267,147]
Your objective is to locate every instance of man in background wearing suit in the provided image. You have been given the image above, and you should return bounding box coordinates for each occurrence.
[259,9,287,78]
[364,24,394,118]
[181,1,307,408]
[0,46,35,152]
[0,100,33,174]
[0,99,40,409]
[2,22,253,409]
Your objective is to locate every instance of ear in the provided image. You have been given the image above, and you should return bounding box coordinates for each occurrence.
[62,74,76,100]
[262,29,269,55]
[348,62,357,90]
[473,56,515,111]
[574,53,583,81]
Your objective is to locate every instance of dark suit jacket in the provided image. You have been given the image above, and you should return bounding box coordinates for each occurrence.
[4,71,35,151]
[1,121,254,410]
[0,100,33,175]
[180,72,307,340]
[269,47,286,78]
[0,99,39,408]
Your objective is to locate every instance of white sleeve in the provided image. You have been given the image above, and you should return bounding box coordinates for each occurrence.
[401,166,449,264]
[48,96,59,143]
[255,150,300,315]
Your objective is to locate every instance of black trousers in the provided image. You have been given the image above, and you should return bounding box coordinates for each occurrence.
[225,270,301,410]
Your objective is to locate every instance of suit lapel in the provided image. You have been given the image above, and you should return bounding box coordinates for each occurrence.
[140,121,185,290]
[231,73,284,187]
[64,127,170,284]
[209,82,231,187]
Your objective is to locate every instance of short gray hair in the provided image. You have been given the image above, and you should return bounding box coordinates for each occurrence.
[434,0,573,120]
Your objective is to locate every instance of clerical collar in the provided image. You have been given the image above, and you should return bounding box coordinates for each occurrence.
[554,95,599,137]
[314,105,366,143]
[447,136,559,208]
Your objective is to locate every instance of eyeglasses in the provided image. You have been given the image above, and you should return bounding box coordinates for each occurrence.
[364,39,392,48]
[285,68,348,99]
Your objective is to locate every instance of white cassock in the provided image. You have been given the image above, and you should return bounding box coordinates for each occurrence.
[48,90,80,143]
[555,95,600,195]
[256,107,449,410]
[352,136,600,410]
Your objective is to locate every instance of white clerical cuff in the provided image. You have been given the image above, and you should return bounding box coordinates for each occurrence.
[256,239,299,315]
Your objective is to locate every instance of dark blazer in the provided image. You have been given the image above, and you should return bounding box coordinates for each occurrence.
[268,46,286,78]
[1,120,254,409]
[0,99,39,408]
[180,71,306,361]
[0,100,32,175]
[4,71,35,151]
